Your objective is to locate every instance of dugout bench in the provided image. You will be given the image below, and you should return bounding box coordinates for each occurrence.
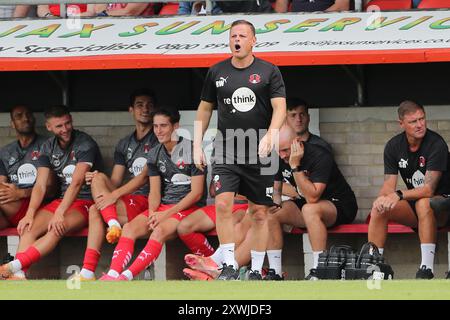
[1,223,449,280]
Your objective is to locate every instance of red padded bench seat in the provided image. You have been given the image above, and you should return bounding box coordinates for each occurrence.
[2,224,449,237]
[205,223,417,236]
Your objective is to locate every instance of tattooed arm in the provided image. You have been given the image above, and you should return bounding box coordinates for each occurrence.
[374,171,441,214]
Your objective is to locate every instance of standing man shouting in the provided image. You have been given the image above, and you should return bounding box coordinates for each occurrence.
[194,20,286,280]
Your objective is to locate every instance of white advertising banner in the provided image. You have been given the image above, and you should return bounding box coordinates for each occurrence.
[0,11,449,58]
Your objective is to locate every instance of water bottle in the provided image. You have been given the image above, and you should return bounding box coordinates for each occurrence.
[360,252,374,270]
[317,252,328,268]
[345,253,357,269]
[327,251,340,268]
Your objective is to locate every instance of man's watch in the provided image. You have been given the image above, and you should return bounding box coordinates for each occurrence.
[395,190,404,201]
[291,166,302,173]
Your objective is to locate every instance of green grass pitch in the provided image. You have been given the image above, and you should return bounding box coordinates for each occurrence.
[1,280,450,300]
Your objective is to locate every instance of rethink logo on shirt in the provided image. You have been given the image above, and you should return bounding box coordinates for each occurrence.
[222,87,256,113]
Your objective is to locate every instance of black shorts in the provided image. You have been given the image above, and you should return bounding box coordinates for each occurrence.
[407,195,450,227]
[293,195,358,228]
[212,163,276,206]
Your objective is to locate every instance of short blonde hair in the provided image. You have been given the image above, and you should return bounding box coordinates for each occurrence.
[398,100,424,120]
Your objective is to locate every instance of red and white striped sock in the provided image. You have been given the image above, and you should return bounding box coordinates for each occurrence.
[179,233,214,257]
[127,239,163,278]
[109,237,134,274]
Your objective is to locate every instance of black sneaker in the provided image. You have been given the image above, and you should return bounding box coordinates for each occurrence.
[305,268,319,280]
[263,269,284,281]
[2,253,13,265]
[217,264,239,281]
[445,271,450,279]
[248,270,263,280]
[415,265,434,279]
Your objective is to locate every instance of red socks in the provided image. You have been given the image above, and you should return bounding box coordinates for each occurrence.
[82,248,101,272]
[110,237,135,273]
[100,204,118,224]
[179,233,214,257]
[128,239,163,277]
[16,246,41,270]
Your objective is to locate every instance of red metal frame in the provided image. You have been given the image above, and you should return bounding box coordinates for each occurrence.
[1,48,450,71]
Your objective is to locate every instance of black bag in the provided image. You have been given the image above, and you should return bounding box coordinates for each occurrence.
[316,245,354,280]
[316,242,394,280]
[345,242,394,280]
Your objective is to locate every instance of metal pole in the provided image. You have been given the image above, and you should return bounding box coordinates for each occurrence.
[356,65,365,106]
[342,65,365,107]
[62,71,69,107]
[60,2,66,18]
[205,0,212,14]
[48,71,69,107]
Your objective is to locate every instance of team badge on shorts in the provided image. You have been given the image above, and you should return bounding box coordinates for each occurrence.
[249,74,261,84]
[266,187,273,199]
[213,175,221,191]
